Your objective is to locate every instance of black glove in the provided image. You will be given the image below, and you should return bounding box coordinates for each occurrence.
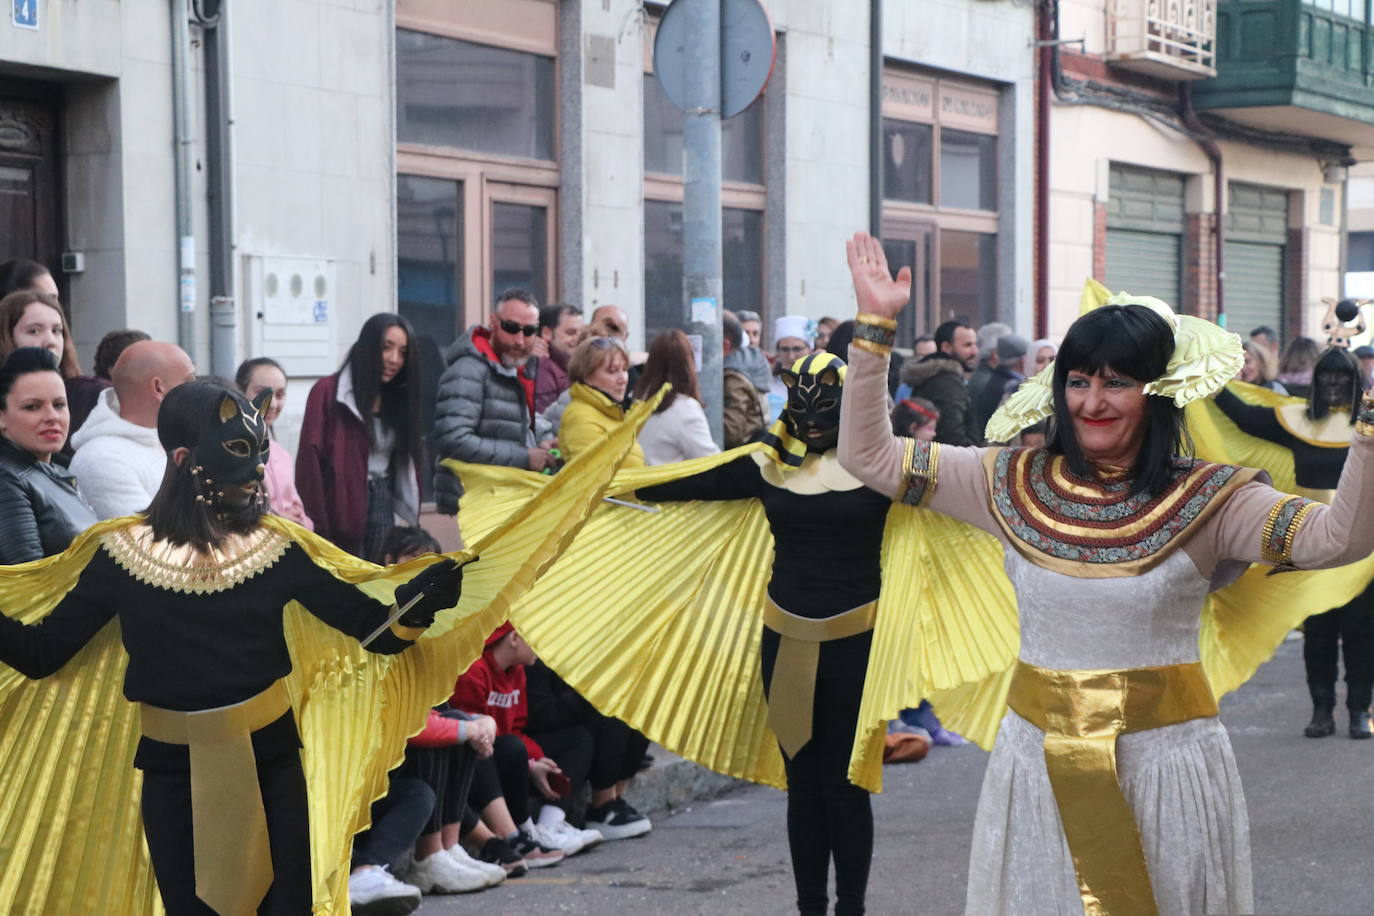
[394,558,463,629]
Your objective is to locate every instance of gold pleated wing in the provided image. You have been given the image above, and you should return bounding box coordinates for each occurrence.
[454,450,1019,794]
[1186,380,1301,493]
[0,391,657,916]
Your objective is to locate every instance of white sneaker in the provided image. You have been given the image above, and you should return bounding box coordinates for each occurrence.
[406,849,490,894]
[445,843,505,886]
[525,818,586,856]
[536,806,604,853]
[348,865,421,916]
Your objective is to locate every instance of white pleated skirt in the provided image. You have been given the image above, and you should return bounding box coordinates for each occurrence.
[963,711,1254,916]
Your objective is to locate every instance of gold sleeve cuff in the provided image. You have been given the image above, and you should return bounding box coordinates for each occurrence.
[899,438,940,507]
[1261,495,1319,570]
[389,620,426,642]
[853,313,897,353]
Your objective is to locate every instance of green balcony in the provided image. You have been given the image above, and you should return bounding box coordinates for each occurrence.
[1192,0,1374,147]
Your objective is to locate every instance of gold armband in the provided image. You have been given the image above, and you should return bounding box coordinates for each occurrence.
[1261,494,1318,571]
[899,438,940,507]
[852,313,897,354]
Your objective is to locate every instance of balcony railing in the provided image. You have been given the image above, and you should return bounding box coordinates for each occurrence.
[1108,0,1219,79]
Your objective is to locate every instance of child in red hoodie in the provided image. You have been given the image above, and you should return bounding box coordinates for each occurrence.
[452,623,600,856]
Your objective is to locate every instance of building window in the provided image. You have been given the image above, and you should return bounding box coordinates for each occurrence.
[880,67,1002,340]
[394,0,559,351]
[642,13,768,342]
[396,30,555,161]
[1350,231,1374,272]
[644,202,764,341]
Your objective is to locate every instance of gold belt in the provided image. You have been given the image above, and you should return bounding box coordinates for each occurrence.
[1294,485,1336,505]
[762,597,876,758]
[1007,660,1219,916]
[140,680,292,916]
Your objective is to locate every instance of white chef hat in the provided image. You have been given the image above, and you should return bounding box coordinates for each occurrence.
[772,315,814,348]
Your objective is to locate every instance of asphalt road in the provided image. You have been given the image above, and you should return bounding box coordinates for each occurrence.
[418,638,1374,915]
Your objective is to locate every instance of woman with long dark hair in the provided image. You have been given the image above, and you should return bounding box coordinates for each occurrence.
[839,231,1374,914]
[0,347,97,564]
[1212,344,1374,737]
[635,329,719,465]
[297,313,424,560]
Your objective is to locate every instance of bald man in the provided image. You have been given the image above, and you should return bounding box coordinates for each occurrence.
[70,341,196,519]
[590,305,629,341]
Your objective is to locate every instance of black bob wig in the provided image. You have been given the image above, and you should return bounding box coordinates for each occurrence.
[1045,304,1191,498]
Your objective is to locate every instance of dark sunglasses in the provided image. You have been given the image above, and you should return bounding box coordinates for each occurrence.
[499,318,538,337]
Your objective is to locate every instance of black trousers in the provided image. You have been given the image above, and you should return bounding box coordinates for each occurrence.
[491,734,537,825]
[353,776,436,871]
[396,744,478,833]
[141,749,310,916]
[1305,579,1374,706]
[533,710,650,792]
[761,626,874,916]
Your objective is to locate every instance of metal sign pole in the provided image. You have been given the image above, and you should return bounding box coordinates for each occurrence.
[682,0,725,446]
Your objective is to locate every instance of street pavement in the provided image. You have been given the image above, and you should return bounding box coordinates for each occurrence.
[417,638,1374,915]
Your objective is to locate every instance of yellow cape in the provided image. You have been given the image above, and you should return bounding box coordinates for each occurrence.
[0,392,658,915]
[455,442,1374,784]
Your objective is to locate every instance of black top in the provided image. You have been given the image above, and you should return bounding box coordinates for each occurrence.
[1214,389,1348,489]
[0,436,98,565]
[0,540,411,711]
[638,455,892,617]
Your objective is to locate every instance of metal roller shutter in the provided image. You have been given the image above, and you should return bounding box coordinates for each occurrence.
[1224,183,1289,338]
[1105,229,1183,306]
[1223,241,1284,337]
[1105,165,1186,309]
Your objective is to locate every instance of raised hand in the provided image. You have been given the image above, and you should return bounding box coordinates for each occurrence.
[845,231,912,321]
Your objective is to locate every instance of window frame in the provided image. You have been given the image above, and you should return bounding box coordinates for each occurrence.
[395,0,561,333]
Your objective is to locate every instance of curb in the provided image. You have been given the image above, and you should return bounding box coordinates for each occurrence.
[622,744,747,816]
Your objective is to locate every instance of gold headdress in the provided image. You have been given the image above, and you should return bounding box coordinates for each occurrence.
[984,283,1244,443]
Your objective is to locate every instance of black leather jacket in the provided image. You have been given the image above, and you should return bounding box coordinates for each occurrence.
[0,436,98,565]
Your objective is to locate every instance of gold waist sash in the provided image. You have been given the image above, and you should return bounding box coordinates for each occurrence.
[140,680,291,916]
[1294,485,1336,505]
[763,597,876,758]
[1007,660,1219,916]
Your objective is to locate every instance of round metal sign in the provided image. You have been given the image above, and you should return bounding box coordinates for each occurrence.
[653,0,776,119]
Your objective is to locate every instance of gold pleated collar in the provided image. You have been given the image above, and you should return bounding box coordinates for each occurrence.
[1275,404,1355,449]
[753,449,864,495]
[102,522,291,594]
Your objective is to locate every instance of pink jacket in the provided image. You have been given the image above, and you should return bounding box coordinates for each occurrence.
[264,438,313,530]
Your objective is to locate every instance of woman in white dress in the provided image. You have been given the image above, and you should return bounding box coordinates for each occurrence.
[837,232,1374,915]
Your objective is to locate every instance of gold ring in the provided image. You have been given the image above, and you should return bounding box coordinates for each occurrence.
[860,256,870,264]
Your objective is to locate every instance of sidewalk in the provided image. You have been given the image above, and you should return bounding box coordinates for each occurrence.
[621,744,745,815]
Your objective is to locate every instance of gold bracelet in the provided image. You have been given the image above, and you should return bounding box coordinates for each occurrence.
[852,313,896,352]
[1357,394,1374,438]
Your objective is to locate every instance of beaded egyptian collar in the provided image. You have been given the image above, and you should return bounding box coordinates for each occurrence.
[102,523,290,594]
[983,448,1258,578]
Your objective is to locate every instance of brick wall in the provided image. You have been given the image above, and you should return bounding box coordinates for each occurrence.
[1286,227,1307,342]
[1092,202,1107,280]
[1185,213,1217,320]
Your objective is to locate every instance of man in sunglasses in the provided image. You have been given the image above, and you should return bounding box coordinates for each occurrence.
[433,288,560,519]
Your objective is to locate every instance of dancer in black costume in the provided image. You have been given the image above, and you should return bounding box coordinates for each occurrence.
[0,379,464,915]
[638,352,887,916]
[1214,335,1373,738]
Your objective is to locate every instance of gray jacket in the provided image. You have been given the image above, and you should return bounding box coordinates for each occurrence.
[432,327,550,514]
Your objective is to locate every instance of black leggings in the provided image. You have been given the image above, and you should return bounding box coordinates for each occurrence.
[141,750,310,916]
[396,744,478,834]
[761,626,873,916]
[1305,579,1374,706]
